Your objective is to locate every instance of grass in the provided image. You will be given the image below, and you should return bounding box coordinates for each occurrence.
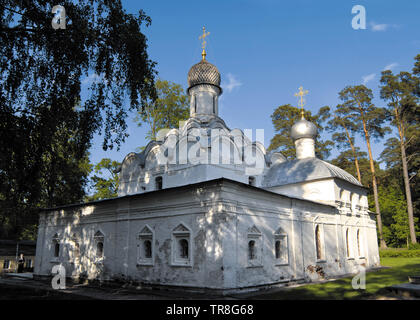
[252,257,420,300]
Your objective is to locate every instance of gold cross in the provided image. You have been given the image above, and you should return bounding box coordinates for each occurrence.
[294,86,309,119]
[199,26,210,60]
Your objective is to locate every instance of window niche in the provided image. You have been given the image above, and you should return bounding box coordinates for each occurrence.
[345,228,352,259]
[52,233,60,261]
[357,229,365,259]
[155,176,163,190]
[71,233,81,264]
[137,225,154,266]
[94,231,104,261]
[247,225,263,267]
[274,228,289,266]
[171,223,192,267]
[314,224,325,262]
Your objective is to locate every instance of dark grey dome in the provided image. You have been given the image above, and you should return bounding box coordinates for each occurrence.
[290,118,318,140]
[187,60,221,93]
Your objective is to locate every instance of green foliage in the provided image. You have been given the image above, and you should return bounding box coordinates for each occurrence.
[377,185,419,247]
[86,158,121,201]
[0,0,156,239]
[379,249,420,258]
[135,79,189,141]
[247,257,420,299]
[338,85,391,142]
[331,150,372,187]
[408,243,420,250]
[19,224,38,241]
[268,104,333,159]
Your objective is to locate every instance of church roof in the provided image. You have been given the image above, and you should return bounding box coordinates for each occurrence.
[187,60,221,93]
[262,157,363,187]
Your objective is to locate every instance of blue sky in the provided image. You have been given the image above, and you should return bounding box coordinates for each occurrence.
[87,0,420,175]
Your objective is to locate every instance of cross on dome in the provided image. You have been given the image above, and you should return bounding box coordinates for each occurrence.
[294,86,309,119]
[199,26,210,61]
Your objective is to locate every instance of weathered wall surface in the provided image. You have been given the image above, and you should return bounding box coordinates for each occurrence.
[35,178,380,291]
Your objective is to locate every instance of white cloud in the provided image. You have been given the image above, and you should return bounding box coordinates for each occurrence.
[370,22,389,32]
[223,73,242,93]
[362,73,376,84]
[383,63,398,71]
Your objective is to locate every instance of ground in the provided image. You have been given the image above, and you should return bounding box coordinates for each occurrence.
[0,257,418,300]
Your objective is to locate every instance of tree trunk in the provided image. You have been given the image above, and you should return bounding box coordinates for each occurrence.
[343,125,362,183]
[395,108,417,244]
[362,119,387,248]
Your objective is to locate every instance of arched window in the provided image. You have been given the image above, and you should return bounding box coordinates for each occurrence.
[54,242,60,257]
[179,239,189,259]
[96,242,104,258]
[275,240,281,259]
[94,231,104,259]
[155,176,163,190]
[346,228,350,258]
[71,234,80,261]
[137,225,154,265]
[248,240,256,260]
[357,229,362,257]
[52,233,60,258]
[274,227,289,265]
[143,240,152,258]
[315,225,323,260]
[247,225,262,267]
[172,223,192,266]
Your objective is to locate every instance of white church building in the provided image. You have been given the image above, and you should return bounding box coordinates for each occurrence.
[34,46,380,293]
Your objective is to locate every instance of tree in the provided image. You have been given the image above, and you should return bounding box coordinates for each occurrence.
[380,69,418,244]
[135,79,189,141]
[268,104,333,160]
[86,158,121,201]
[0,0,156,238]
[326,105,364,183]
[378,185,419,247]
[331,149,371,187]
[338,85,390,248]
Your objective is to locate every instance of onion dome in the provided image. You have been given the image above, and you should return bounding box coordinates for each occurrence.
[187,60,222,94]
[290,118,318,141]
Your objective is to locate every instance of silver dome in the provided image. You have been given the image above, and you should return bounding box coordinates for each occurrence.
[290,118,318,140]
[187,60,221,93]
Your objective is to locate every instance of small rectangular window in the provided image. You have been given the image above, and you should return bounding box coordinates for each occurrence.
[249,176,256,186]
[3,259,10,269]
[155,176,163,190]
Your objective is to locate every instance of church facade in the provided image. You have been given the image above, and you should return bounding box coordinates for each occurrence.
[34,47,380,293]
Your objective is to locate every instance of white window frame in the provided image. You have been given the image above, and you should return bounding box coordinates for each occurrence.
[137,225,155,266]
[171,223,192,267]
[274,228,289,266]
[247,225,263,268]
